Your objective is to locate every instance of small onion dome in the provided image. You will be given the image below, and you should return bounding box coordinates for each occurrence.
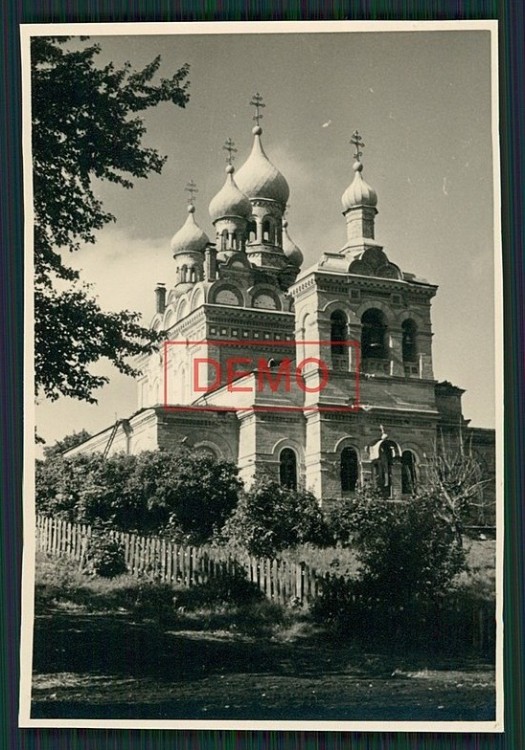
[235,126,290,207]
[282,220,303,267]
[341,161,378,212]
[170,204,210,256]
[208,164,252,223]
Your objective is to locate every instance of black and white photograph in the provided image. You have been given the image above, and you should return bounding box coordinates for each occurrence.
[20,21,502,731]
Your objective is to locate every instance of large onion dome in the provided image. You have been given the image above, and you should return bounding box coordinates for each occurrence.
[341,161,378,212]
[170,204,210,256]
[209,164,252,223]
[282,220,303,267]
[235,126,290,207]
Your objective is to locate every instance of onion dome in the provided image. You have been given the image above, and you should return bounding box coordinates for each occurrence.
[170,204,210,257]
[341,160,378,212]
[209,164,252,223]
[235,126,290,207]
[282,220,303,267]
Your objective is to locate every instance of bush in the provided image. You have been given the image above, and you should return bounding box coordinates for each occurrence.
[84,534,128,578]
[219,479,331,558]
[35,447,242,541]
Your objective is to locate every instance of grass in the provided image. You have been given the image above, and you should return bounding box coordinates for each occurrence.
[30,550,497,722]
[279,539,496,595]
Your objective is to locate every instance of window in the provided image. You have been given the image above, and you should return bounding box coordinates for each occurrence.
[330,310,347,356]
[402,319,418,362]
[340,447,359,492]
[280,448,297,490]
[247,220,257,243]
[262,218,274,243]
[401,450,417,494]
[361,308,388,359]
[374,440,396,498]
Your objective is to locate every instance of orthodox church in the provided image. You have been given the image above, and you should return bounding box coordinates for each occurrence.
[65,95,495,507]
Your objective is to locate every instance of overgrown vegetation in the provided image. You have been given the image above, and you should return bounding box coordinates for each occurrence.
[36,448,241,543]
[218,479,331,558]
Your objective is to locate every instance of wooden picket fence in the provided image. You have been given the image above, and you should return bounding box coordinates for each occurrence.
[35,515,320,604]
[35,515,495,653]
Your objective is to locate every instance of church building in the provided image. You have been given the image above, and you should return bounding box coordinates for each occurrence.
[65,95,495,509]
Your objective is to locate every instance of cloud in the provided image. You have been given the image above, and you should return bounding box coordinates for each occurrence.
[63,228,174,321]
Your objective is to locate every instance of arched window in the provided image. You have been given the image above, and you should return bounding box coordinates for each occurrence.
[401,450,417,494]
[402,319,418,362]
[374,440,398,498]
[220,229,228,251]
[280,448,297,490]
[341,447,359,493]
[361,308,388,359]
[247,220,256,242]
[262,218,274,244]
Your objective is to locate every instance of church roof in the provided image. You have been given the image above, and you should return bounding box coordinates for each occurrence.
[170,204,210,256]
[235,126,290,207]
[209,165,252,223]
[341,161,378,212]
[282,220,304,267]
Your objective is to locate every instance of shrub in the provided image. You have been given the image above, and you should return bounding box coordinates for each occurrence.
[219,479,331,558]
[35,447,242,541]
[84,534,128,578]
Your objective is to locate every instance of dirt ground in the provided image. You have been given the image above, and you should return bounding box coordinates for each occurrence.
[31,609,495,722]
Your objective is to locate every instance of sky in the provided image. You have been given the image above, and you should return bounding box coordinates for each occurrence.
[32,25,498,449]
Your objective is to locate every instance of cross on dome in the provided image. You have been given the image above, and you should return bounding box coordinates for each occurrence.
[250,92,265,127]
[185,179,198,206]
[350,130,365,162]
[223,138,237,165]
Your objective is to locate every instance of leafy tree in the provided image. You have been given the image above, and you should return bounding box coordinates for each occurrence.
[220,479,330,558]
[32,36,190,402]
[43,429,92,459]
[35,449,241,542]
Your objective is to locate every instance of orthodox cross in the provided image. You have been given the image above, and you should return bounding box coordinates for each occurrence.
[250,92,265,126]
[350,130,365,161]
[185,179,198,205]
[223,137,237,164]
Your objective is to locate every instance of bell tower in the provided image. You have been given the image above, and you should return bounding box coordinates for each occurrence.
[290,131,438,499]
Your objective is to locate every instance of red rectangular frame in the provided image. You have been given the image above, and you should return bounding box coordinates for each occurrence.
[163,339,361,413]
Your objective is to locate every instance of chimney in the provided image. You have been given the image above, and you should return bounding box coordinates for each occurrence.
[154,283,166,314]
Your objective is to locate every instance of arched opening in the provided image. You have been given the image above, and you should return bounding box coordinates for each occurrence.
[340,447,359,493]
[220,228,228,251]
[361,308,388,360]
[190,267,197,283]
[373,440,399,498]
[330,310,348,368]
[247,220,256,243]
[262,218,274,244]
[402,319,418,362]
[401,450,417,494]
[279,448,297,490]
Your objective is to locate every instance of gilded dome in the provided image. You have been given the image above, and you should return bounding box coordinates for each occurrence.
[235,126,290,207]
[209,165,252,223]
[170,205,210,256]
[341,161,378,212]
[282,220,303,267]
